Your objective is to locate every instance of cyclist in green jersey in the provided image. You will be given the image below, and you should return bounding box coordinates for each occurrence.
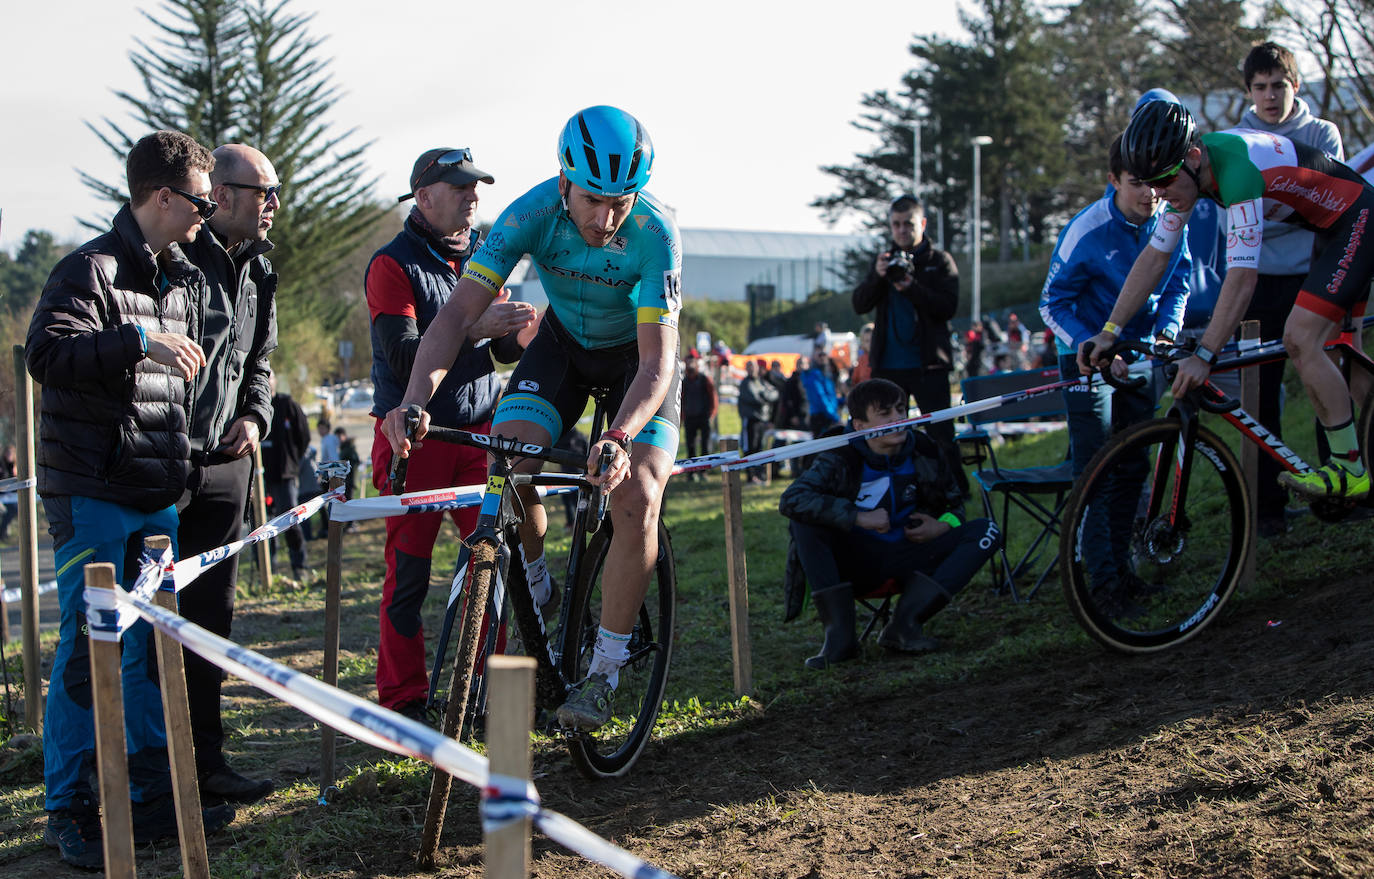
[1083,100,1374,501]
[382,106,682,730]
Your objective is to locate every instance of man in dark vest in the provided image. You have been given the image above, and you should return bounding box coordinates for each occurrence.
[365,147,536,721]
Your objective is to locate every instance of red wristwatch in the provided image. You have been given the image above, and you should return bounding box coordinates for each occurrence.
[602,429,632,452]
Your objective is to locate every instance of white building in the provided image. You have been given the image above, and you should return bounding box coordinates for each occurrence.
[507,227,872,305]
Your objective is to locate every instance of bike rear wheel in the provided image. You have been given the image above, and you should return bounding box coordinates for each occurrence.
[561,519,676,778]
[1060,418,1250,653]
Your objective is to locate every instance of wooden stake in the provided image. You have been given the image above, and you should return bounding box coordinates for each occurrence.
[14,345,42,733]
[1239,320,1259,589]
[718,438,753,697]
[86,562,136,879]
[485,655,536,879]
[250,445,272,591]
[146,536,211,879]
[319,473,345,801]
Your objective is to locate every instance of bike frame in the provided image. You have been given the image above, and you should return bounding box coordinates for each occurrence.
[423,400,613,711]
[1137,328,1374,534]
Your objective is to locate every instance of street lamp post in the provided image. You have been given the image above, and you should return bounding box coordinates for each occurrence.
[970,135,992,328]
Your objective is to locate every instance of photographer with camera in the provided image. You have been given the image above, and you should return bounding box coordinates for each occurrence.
[853,194,963,490]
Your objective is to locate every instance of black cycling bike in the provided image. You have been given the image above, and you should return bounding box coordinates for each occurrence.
[390,398,676,780]
[1060,333,1374,654]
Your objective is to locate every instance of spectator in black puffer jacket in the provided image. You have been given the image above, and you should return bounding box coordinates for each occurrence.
[779,379,1000,671]
[25,130,233,870]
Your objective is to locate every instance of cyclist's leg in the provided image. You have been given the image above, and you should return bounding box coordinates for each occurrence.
[488,315,588,585]
[1287,307,1352,428]
[598,442,674,636]
[1282,206,1374,495]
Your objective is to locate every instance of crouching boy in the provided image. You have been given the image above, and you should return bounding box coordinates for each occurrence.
[779,378,1000,669]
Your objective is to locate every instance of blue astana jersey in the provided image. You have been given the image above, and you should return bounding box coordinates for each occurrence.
[462,177,683,349]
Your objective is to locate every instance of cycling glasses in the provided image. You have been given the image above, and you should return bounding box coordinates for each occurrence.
[414,148,473,182]
[1142,157,1186,188]
[167,186,218,220]
[223,181,283,203]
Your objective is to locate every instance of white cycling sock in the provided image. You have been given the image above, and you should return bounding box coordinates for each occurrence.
[520,546,552,606]
[588,626,631,689]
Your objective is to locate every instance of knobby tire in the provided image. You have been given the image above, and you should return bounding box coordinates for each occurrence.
[1060,418,1249,653]
[417,538,497,868]
[561,519,676,779]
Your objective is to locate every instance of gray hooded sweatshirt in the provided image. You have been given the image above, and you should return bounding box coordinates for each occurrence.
[1240,95,1344,275]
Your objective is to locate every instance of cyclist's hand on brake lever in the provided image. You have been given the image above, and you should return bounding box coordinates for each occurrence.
[587,439,630,493]
[1171,355,1211,399]
[1077,332,1117,375]
[382,403,430,460]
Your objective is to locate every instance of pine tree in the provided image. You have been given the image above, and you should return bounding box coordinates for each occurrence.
[80,0,384,370]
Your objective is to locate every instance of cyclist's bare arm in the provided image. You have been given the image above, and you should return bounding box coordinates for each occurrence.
[588,321,678,493]
[382,278,503,455]
[1170,267,1258,397]
[1079,245,1174,372]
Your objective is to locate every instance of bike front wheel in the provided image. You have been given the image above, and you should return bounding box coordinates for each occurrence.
[561,518,676,778]
[1060,418,1250,653]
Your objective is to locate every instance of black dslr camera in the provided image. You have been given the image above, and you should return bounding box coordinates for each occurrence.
[885,249,914,282]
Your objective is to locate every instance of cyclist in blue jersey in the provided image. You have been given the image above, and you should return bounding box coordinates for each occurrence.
[382,106,682,730]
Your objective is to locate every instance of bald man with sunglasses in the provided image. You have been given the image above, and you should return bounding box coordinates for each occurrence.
[178,143,283,804]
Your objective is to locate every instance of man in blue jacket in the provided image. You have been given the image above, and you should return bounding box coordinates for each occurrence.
[1039,133,1190,611]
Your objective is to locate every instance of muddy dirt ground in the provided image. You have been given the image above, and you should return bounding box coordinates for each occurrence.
[4,528,1373,878]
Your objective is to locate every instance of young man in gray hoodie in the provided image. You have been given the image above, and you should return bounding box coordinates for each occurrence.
[1237,41,1344,537]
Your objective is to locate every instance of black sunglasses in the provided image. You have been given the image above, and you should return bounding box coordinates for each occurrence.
[222,181,283,202]
[167,186,218,220]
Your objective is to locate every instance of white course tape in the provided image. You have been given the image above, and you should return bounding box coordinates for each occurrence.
[1,577,57,605]
[99,585,680,879]
[533,810,681,879]
[0,476,35,492]
[171,487,343,591]
[328,483,575,523]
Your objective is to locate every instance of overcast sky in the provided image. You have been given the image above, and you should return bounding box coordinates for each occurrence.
[0,0,964,253]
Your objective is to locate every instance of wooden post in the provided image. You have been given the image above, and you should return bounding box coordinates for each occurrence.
[86,562,136,879]
[718,438,753,697]
[145,536,211,879]
[250,445,272,591]
[485,655,536,879]
[319,473,345,801]
[14,345,42,733]
[1240,320,1260,589]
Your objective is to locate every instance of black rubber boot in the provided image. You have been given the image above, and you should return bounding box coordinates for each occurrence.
[878,572,946,654]
[804,583,858,669]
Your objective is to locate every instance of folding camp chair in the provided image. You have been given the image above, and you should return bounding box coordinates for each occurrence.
[958,366,1074,602]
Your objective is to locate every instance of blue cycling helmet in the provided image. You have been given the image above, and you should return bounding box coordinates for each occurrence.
[558,106,653,196]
